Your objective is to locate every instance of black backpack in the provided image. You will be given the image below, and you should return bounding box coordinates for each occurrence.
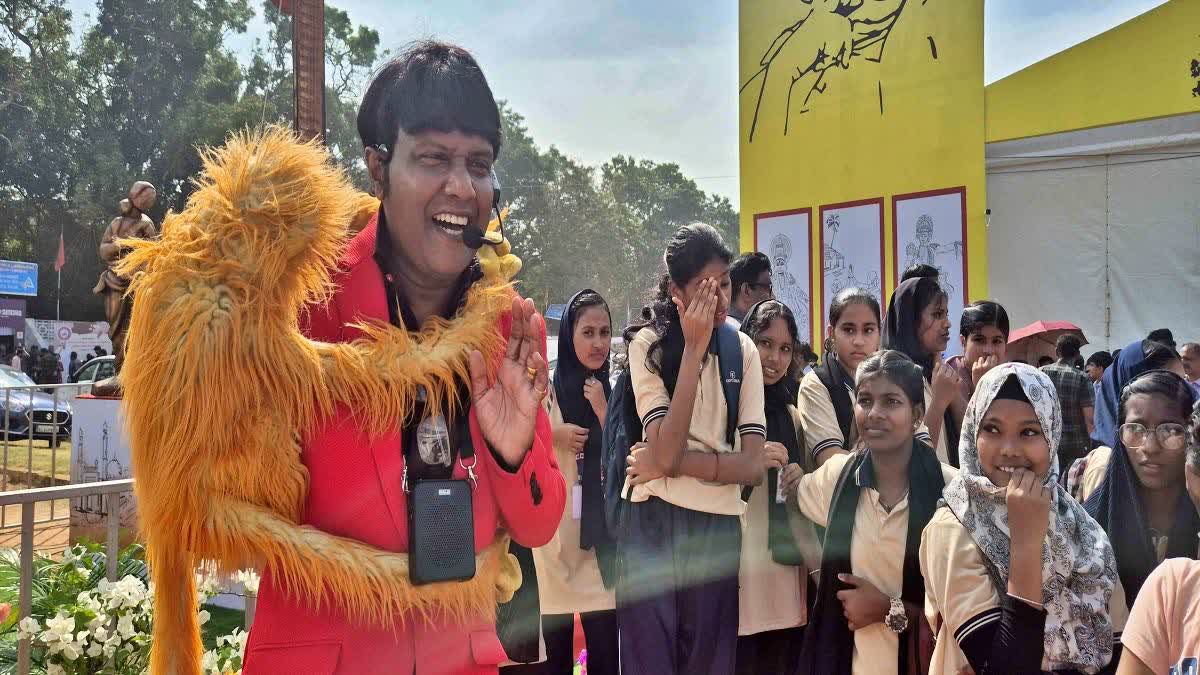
[602,319,744,540]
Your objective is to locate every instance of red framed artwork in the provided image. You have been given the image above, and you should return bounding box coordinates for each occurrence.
[817,197,885,339]
[891,186,969,356]
[753,208,814,345]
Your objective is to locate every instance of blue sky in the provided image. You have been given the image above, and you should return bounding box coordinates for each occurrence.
[64,0,1171,205]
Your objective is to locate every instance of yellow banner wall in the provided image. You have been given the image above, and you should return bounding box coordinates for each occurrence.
[739,0,987,350]
[986,0,1200,143]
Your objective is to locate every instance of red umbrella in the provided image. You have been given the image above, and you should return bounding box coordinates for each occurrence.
[1007,321,1088,364]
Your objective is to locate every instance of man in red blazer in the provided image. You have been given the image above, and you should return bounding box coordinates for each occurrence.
[242,41,566,674]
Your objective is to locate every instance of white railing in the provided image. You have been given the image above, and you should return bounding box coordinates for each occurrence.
[0,478,132,674]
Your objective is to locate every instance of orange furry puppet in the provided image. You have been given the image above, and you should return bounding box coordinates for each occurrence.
[116,128,525,674]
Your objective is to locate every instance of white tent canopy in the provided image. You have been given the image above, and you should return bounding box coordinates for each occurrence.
[985,112,1200,353]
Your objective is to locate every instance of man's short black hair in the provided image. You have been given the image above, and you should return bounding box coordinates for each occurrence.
[1085,351,1113,369]
[959,300,1010,338]
[357,40,502,157]
[1147,328,1175,350]
[1037,355,1055,367]
[1055,334,1082,360]
[729,252,771,298]
[901,264,939,282]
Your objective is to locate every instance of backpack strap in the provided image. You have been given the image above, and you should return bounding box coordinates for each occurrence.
[714,319,743,447]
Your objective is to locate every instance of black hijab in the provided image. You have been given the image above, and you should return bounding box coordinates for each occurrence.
[799,441,945,675]
[883,277,960,467]
[551,290,614,555]
[1084,364,1200,607]
[741,301,805,565]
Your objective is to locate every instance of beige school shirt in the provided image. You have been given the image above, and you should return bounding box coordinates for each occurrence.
[739,405,808,636]
[797,371,945,466]
[921,505,1129,674]
[530,391,616,616]
[795,452,958,675]
[798,370,857,465]
[624,327,767,516]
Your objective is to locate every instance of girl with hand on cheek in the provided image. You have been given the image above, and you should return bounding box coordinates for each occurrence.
[921,364,1117,675]
[617,224,771,675]
[793,350,954,675]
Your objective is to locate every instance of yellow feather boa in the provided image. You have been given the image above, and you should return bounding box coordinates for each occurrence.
[116,128,524,674]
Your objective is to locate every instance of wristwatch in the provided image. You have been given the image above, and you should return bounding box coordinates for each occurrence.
[884,596,909,634]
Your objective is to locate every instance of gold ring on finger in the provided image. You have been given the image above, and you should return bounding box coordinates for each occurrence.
[526,365,538,380]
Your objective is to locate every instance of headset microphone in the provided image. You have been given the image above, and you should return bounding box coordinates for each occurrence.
[462,223,485,250]
[462,169,503,250]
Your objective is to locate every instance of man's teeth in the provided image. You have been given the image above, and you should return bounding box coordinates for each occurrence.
[997,466,1029,473]
[433,213,469,227]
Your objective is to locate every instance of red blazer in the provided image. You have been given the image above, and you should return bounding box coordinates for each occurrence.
[243,218,565,674]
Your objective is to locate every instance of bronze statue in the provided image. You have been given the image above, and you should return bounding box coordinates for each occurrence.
[92,181,158,396]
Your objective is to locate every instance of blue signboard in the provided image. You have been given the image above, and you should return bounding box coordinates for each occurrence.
[0,261,38,297]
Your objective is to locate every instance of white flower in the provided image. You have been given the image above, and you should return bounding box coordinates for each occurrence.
[60,641,80,661]
[47,664,65,675]
[87,641,104,658]
[116,613,136,639]
[77,590,102,612]
[234,569,261,595]
[44,611,75,642]
[75,630,90,646]
[92,625,108,642]
[17,616,40,639]
[104,575,147,610]
[201,650,219,673]
[198,609,210,626]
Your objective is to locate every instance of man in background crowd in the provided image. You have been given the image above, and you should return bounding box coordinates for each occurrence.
[1085,350,1113,401]
[1041,334,1094,468]
[727,252,773,324]
[1181,342,1200,396]
[1148,328,1176,351]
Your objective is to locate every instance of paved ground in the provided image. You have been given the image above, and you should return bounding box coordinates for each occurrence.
[0,518,70,553]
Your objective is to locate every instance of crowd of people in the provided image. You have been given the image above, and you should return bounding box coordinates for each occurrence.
[209,39,1197,675]
[0,344,106,384]
[505,220,1199,675]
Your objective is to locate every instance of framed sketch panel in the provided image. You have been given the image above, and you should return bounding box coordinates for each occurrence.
[892,187,969,358]
[754,208,814,344]
[818,198,885,338]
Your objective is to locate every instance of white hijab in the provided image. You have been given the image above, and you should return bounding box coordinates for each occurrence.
[942,363,1117,674]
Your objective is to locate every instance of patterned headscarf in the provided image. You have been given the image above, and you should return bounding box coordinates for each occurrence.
[942,363,1117,674]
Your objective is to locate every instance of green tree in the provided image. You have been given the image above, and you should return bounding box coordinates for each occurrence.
[0,0,380,321]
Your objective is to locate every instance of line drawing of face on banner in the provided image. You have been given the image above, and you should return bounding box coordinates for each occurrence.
[741,0,932,141]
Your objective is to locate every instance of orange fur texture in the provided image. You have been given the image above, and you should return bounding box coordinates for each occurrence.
[116,128,524,674]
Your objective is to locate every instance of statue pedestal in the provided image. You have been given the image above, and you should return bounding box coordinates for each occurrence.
[70,395,138,547]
